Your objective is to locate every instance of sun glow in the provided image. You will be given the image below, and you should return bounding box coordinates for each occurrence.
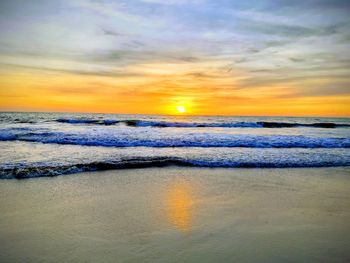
[176,105,186,113]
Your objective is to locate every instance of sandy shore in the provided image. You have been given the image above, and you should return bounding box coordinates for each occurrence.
[1,167,350,262]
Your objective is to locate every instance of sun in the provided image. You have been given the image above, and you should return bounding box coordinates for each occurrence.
[176,105,186,113]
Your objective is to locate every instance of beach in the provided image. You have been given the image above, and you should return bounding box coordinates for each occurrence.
[1,0,350,261]
[1,167,349,262]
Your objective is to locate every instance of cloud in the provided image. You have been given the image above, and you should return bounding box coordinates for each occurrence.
[0,0,349,115]
[275,82,350,99]
[0,62,141,77]
[289,57,305,63]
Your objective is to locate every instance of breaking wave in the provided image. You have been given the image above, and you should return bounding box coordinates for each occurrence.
[0,128,349,148]
[2,155,350,179]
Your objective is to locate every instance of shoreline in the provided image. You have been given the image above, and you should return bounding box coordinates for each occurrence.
[2,165,350,180]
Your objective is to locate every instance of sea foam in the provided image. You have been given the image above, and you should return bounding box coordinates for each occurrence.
[0,127,349,148]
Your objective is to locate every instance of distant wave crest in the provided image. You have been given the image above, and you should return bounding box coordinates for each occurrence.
[56,118,118,125]
[55,118,350,128]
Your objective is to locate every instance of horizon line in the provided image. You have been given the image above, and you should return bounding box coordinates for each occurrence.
[0,110,349,119]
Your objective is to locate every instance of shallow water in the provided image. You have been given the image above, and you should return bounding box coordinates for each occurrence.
[1,167,349,262]
[0,113,349,178]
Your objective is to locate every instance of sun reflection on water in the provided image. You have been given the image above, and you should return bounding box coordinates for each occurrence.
[166,181,193,232]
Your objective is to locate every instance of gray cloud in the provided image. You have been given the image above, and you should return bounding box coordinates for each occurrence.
[0,62,142,77]
[289,57,305,63]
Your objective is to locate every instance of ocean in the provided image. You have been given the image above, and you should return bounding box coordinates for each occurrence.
[0,112,349,179]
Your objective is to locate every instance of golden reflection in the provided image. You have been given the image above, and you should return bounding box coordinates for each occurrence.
[166,180,193,232]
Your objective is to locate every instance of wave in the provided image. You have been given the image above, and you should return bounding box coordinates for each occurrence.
[0,157,185,179]
[55,118,350,128]
[0,128,349,148]
[2,156,350,179]
[56,118,118,125]
[130,120,350,128]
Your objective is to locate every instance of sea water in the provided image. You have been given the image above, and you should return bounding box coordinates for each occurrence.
[0,112,349,178]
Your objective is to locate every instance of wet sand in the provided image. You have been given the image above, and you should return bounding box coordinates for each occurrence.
[0,167,350,262]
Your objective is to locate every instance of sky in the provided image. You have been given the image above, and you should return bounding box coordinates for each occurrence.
[0,0,349,116]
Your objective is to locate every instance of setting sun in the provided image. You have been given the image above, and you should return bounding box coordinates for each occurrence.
[176,105,186,113]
